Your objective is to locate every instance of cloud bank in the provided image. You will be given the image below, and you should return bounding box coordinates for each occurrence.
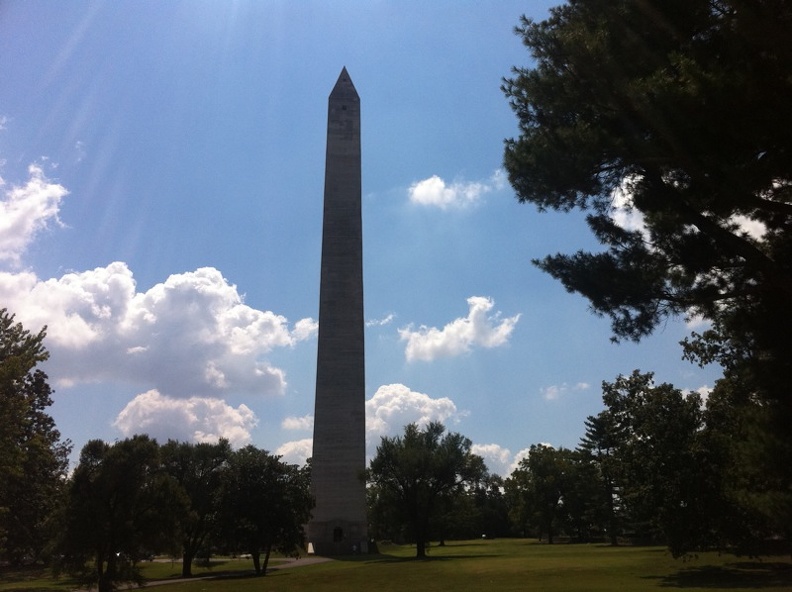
[399,296,520,362]
[0,263,315,397]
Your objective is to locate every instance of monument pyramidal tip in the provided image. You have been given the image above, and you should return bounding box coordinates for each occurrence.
[306,68,368,556]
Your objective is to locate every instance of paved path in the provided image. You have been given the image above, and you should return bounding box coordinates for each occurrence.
[271,556,334,569]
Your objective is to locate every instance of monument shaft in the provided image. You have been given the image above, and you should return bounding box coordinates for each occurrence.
[308,68,367,555]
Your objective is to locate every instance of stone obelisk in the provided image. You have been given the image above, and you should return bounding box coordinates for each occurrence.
[307,68,368,556]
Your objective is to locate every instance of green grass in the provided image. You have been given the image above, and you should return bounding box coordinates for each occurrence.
[2,539,791,591]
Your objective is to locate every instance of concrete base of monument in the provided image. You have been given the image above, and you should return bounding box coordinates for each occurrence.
[306,519,369,556]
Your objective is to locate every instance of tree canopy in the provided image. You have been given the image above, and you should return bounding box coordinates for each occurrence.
[503,0,792,414]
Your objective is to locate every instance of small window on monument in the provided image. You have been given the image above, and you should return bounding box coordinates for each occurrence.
[333,527,344,542]
[342,105,347,110]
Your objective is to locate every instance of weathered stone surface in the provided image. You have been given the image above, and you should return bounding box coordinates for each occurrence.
[307,68,368,556]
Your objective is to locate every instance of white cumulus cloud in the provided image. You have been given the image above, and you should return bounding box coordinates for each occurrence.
[0,163,68,264]
[408,169,506,209]
[0,262,314,397]
[366,383,467,444]
[510,447,533,473]
[275,438,313,466]
[612,174,769,243]
[695,385,713,406]
[610,174,648,238]
[471,443,514,478]
[729,214,767,241]
[399,296,520,362]
[281,414,314,431]
[113,389,257,448]
[292,317,318,341]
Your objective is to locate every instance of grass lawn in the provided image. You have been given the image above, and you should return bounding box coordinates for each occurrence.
[2,539,791,592]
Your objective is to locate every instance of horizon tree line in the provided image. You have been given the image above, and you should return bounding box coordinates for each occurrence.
[2,306,791,587]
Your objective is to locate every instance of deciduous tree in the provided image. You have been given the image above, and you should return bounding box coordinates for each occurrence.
[220,446,312,574]
[367,422,485,558]
[506,444,577,544]
[161,439,232,577]
[0,309,71,565]
[600,371,713,556]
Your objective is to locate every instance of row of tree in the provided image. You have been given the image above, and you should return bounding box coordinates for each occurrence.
[55,436,312,591]
[366,372,790,559]
[506,371,790,557]
[4,303,790,576]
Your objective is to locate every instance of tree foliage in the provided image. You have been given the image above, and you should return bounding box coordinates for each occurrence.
[367,422,486,558]
[503,0,792,413]
[0,309,71,565]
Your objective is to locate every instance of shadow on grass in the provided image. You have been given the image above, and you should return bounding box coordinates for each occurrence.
[652,562,792,589]
[190,559,235,570]
[358,553,504,564]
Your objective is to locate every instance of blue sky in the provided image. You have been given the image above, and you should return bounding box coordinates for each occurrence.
[1,1,721,476]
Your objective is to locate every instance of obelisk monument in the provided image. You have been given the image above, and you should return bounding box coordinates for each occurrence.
[307,68,368,555]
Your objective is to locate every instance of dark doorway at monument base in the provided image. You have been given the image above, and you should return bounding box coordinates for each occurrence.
[307,520,369,556]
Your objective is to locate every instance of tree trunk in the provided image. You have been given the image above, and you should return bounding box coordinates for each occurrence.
[606,479,618,546]
[99,554,115,592]
[181,549,193,577]
[416,539,426,558]
[252,550,261,574]
[261,545,272,575]
[95,555,105,589]
[414,517,429,558]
